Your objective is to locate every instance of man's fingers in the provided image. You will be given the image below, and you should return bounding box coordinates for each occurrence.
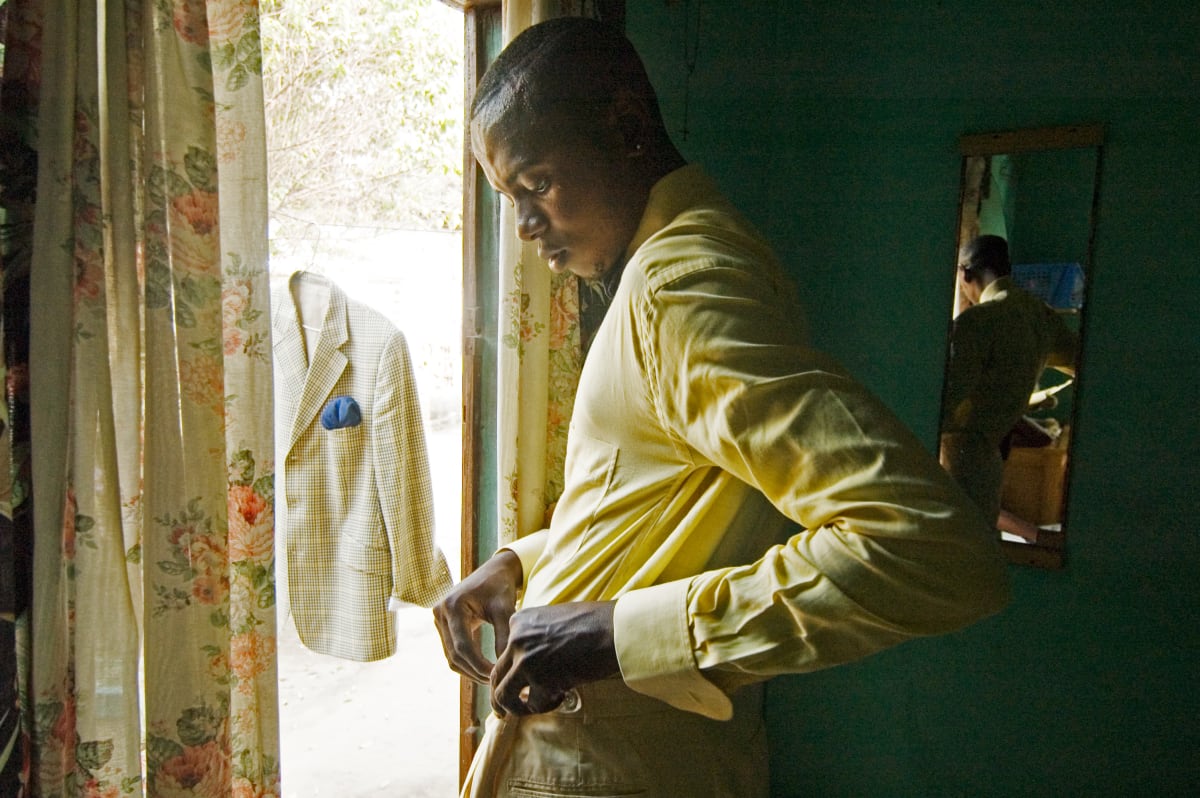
[491,672,563,717]
[450,639,494,683]
[489,644,520,716]
[492,605,511,656]
[430,551,523,684]
[490,640,563,716]
[432,607,493,683]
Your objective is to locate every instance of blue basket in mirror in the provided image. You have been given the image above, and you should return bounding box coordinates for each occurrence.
[1011,262,1085,309]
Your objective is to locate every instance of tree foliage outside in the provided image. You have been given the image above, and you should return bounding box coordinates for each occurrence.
[261,0,463,250]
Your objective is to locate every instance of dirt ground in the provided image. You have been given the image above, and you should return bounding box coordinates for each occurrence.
[276,609,460,797]
[276,427,463,797]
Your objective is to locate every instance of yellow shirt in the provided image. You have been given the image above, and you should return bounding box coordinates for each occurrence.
[506,166,1010,720]
[942,277,1078,445]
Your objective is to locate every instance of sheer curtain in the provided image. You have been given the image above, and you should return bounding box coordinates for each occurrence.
[2,0,277,795]
[494,0,596,547]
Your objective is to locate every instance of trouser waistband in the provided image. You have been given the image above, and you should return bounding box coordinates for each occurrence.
[554,676,764,721]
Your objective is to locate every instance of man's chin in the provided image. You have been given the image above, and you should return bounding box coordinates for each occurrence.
[575,262,618,282]
[552,252,616,282]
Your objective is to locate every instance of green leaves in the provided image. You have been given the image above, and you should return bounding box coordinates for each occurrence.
[229,449,257,486]
[184,146,218,192]
[146,733,184,773]
[252,471,274,503]
[33,700,63,745]
[216,27,264,92]
[74,513,99,550]
[148,163,193,209]
[75,738,114,771]
[177,701,224,747]
[145,258,172,310]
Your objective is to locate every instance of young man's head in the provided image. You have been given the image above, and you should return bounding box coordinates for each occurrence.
[957,234,1011,305]
[470,17,683,281]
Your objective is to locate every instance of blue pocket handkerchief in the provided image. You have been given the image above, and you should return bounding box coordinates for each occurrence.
[320,396,362,430]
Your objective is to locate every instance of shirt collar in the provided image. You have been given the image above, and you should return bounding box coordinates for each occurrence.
[979,276,1013,304]
[623,164,720,262]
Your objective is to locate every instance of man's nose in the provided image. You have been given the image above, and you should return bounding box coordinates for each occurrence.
[516,200,546,241]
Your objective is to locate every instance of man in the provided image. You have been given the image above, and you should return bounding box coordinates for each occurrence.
[434,18,1010,797]
[940,234,1079,527]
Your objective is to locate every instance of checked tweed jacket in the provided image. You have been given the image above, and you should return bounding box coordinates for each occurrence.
[273,274,452,661]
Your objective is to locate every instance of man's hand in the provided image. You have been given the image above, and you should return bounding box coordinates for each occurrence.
[490,601,619,717]
[432,549,523,684]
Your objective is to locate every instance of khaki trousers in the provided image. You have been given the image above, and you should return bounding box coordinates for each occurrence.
[463,678,768,798]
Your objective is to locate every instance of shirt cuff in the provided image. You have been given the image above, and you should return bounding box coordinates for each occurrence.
[498,528,549,589]
[612,579,733,721]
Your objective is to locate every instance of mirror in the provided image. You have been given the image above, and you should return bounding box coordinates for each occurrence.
[939,125,1103,569]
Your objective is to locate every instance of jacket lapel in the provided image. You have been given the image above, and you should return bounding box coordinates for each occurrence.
[289,284,350,450]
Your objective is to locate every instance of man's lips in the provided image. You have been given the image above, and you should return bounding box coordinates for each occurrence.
[540,246,565,269]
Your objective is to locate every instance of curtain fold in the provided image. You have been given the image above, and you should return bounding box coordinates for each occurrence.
[494,0,588,546]
[7,1,278,795]
[1,2,42,792]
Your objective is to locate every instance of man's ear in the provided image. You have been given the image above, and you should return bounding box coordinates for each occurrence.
[608,87,652,156]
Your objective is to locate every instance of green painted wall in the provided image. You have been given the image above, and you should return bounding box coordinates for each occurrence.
[1007,148,1097,268]
[627,3,1199,795]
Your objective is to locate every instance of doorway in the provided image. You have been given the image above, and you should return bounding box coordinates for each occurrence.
[261,1,465,794]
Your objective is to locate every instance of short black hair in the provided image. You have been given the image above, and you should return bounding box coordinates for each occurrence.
[962,234,1012,279]
[470,17,664,151]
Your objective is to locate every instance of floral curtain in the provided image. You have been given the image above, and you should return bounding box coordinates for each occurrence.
[495,0,598,546]
[2,0,277,795]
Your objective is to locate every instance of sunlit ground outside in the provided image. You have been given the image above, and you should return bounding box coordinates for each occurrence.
[261,0,465,794]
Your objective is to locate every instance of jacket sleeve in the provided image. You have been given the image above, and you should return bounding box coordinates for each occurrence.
[374,331,453,607]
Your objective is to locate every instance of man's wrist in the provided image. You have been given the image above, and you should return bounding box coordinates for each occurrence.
[491,548,524,588]
[498,529,549,588]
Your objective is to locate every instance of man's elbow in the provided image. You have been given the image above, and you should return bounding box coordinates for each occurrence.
[936,550,1012,633]
[891,539,1012,638]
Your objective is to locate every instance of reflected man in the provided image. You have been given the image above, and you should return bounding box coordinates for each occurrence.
[940,234,1079,528]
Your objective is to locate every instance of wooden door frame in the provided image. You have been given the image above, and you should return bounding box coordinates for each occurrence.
[455,0,501,785]
[451,1,627,786]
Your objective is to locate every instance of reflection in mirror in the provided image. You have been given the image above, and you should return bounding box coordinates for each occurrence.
[940,125,1102,569]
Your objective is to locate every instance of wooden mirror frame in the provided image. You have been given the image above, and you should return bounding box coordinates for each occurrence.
[949,124,1104,569]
